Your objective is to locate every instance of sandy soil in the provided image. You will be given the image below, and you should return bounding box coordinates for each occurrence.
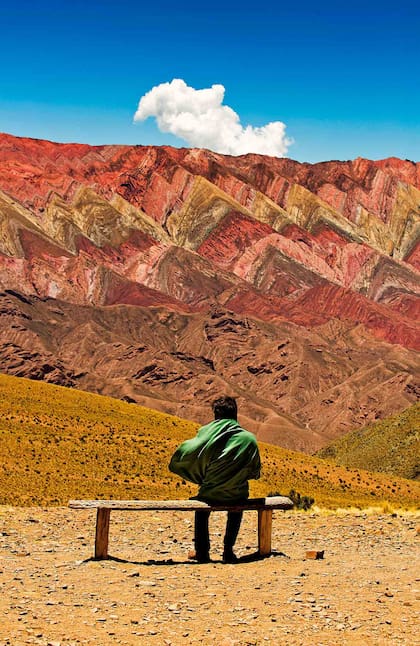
[1,507,419,645]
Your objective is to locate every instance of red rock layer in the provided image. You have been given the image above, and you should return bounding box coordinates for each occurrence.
[0,133,418,450]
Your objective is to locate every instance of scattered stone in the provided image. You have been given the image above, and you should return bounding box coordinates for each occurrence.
[1,508,419,644]
[305,550,325,560]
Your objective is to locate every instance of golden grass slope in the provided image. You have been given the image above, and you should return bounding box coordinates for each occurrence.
[317,403,420,480]
[1,373,419,509]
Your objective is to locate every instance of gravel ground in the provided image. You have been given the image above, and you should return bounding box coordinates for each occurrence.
[1,507,419,645]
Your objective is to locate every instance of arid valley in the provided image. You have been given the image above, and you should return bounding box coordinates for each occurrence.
[0,134,419,645]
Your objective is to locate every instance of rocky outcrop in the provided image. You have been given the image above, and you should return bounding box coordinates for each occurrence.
[0,133,418,451]
[0,288,417,453]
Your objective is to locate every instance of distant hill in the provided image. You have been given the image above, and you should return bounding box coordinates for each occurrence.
[317,404,420,480]
[1,373,419,509]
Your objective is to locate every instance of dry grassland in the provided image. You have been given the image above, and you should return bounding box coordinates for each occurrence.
[318,403,420,480]
[1,373,419,509]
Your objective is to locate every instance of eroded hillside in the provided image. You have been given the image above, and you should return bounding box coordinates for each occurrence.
[0,134,418,450]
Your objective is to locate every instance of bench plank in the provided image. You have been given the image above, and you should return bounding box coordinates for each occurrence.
[69,496,293,512]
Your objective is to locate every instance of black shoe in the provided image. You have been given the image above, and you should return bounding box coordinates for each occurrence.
[222,550,239,564]
[188,550,211,563]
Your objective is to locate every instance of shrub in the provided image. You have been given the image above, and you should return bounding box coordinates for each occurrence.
[288,489,315,511]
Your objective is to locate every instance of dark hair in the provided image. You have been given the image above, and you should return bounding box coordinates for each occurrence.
[212,396,238,421]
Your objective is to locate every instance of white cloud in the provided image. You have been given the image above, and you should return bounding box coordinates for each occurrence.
[134,78,293,157]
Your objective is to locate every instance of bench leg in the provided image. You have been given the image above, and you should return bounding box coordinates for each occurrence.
[95,508,111,559]
[258,509,272,556]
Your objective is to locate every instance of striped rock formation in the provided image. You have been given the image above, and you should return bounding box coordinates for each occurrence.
[0,133,418,451]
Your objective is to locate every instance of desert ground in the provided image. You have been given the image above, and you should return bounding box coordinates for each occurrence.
[1,507,419,646]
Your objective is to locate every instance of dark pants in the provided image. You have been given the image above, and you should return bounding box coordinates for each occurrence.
[194,508,243,557]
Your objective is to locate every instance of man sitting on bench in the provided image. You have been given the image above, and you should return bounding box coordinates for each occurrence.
[169,396,261,563]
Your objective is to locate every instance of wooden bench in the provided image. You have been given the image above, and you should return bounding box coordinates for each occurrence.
[69,496,294,560]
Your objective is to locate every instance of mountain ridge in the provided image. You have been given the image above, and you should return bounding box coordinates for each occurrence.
[0,133,418,451]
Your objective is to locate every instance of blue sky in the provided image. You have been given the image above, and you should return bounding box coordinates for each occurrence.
[0,0,419,162]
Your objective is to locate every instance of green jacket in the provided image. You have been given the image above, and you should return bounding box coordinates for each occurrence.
[169,418,261,503]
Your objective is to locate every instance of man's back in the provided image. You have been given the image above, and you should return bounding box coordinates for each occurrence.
[169,417,261,502]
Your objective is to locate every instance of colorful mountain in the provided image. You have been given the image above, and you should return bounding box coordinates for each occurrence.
[0,133,418,451]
